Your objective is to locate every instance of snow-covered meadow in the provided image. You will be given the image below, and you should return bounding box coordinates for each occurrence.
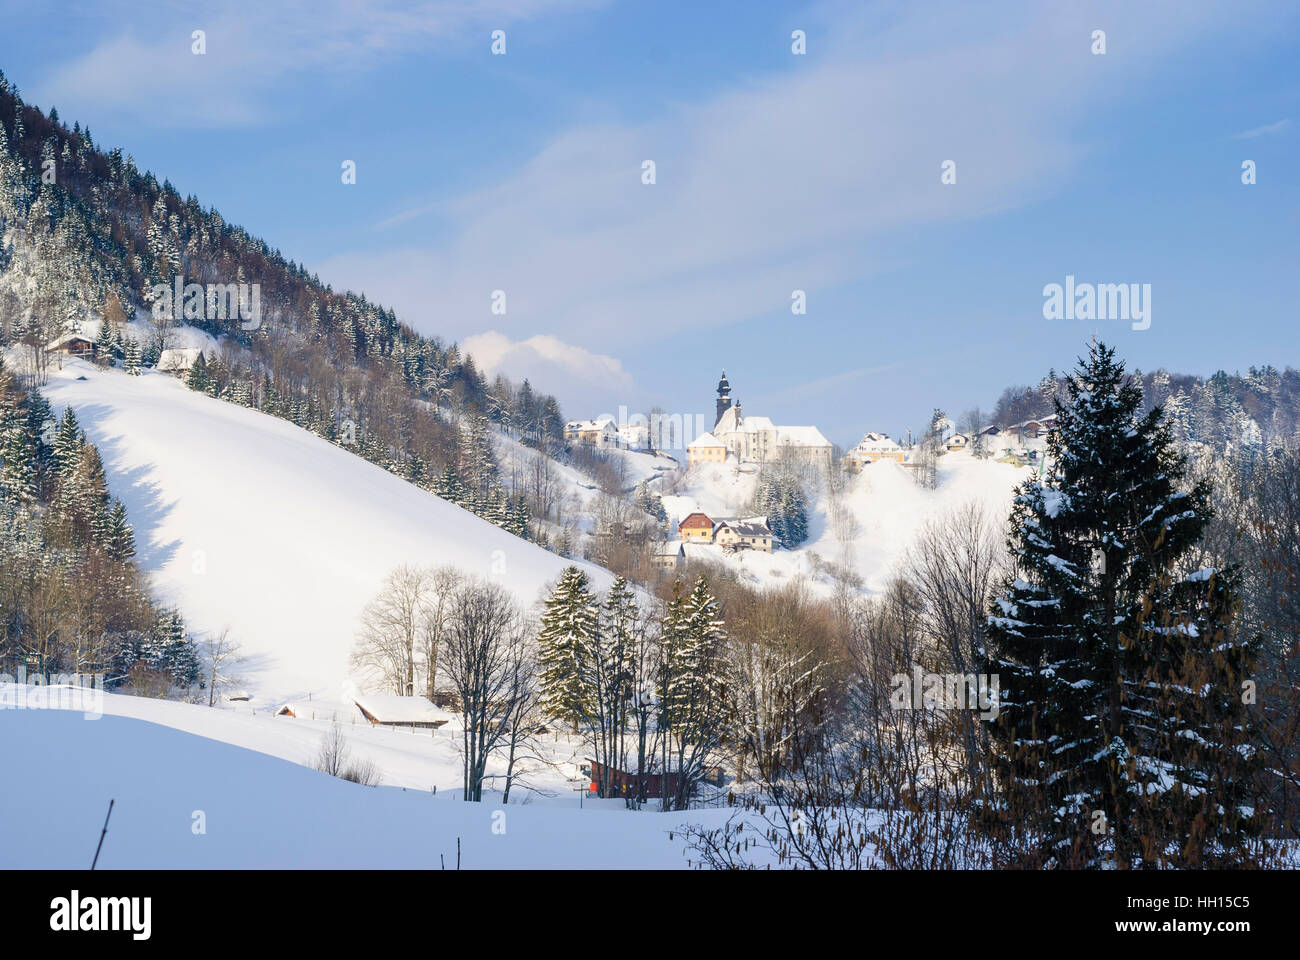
[0,684,748,868]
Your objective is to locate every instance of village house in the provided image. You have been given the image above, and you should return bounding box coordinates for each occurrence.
[678,511,715,544]
[647,539,685,571]
[845,432,906,470]
[713,517,773,553]
[352,693,451,729]
[946,433,969,452]
[157,347,203,376]
[710,371,834,469]
[687,431,727,467]
[564,418,618,447]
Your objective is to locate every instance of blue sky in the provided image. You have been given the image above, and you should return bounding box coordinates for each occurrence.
[2,0,1297,447]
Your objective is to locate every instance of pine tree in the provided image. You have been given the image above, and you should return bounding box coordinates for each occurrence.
[982,343,1263,868]
[123,338,141,375]
[185,351,209,392]
[537,566,599,729]
[104,498,136,561]
[93,316,115,365]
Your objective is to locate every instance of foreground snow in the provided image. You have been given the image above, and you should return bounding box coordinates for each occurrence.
[40,358,607,702]
[0,701,741,868]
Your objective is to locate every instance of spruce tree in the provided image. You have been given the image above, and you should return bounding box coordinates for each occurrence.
[185,351,209,392]
[982,343,1262,868]
[123,338,141,375]
[537,566,599,730]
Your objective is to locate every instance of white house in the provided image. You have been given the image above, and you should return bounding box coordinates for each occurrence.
[845,432,906,469]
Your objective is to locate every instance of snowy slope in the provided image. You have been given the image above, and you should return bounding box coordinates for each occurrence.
[0,702,743,868]
[40,358,607,702]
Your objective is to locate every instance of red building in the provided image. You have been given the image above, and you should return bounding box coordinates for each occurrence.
[677,511,714,544]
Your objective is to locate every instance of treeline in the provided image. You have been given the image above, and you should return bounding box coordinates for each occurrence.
[0,72,567,541]
[0,355,199,689]
[991,364,1300,450]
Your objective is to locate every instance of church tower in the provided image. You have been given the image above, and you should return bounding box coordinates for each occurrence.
[715,370,732,427]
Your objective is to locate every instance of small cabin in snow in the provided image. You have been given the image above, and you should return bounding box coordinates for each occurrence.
[45,334,96,359]
[352,694,451,729]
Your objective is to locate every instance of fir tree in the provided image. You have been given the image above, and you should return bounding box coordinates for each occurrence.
[537,566,599,729]
[185,351,209,392]
[123,338,141,375]
[982,342,1263,868]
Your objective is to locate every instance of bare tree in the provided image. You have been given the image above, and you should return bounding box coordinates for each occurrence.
[350,564,429,696]
[203,627,244,707]
[442,579,534,801]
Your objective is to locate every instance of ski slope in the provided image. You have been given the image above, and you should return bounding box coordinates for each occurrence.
[40,358,607,703]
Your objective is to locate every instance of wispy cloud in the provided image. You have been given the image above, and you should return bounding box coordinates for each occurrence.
[33,0,603,126]
[1233,118,1291,139]
[321,0,1269,363]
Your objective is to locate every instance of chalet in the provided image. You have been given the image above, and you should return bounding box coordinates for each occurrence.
[648,539,685,571]
[713,517,773,553]
[45,334,95,359]
[687,431,728,467]
[946,433,969,452]
[157,347,203,376]
[352,694,451,729]
[564,418,617,447]
[678,511,715,544]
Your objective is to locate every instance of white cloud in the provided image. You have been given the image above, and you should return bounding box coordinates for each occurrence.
[463,330,644,416]
[321,0,1261,352]
[34,0,603,126]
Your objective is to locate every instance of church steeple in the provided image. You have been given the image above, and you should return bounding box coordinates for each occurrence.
[716,370,733,427]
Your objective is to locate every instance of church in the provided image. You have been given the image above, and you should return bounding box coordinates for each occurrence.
[707,371,834,469]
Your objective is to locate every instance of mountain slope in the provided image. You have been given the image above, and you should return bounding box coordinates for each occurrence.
[41,357,606,700]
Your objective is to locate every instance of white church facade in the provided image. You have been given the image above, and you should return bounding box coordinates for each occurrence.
[708,371,834,469]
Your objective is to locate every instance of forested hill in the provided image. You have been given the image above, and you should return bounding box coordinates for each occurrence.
[0,70,566,502]
[989,365,1300,450]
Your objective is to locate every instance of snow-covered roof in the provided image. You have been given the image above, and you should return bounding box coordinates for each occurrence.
[157,347,203,371]
[648,539,684,557]
[719,518,771,538]
[777,425,831,448]
[276,698,361,721]
[352,694,453,725]
[45,333,94,350]
[855,433,903,452]
[688,431,725,448]
[565,418,615,432]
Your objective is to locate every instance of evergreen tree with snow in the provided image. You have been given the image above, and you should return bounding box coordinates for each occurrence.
[123,338,141,375]
[93,316,115,365]
[656,576,730,809]
[537,566,599,730]
[982,342,1263,868]
[103,498,135,561]
[185,351,208,392]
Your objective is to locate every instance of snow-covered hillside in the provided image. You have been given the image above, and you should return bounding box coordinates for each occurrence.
[0,690,742,868]
[663,452,1031,593]
[39,358,607,702]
